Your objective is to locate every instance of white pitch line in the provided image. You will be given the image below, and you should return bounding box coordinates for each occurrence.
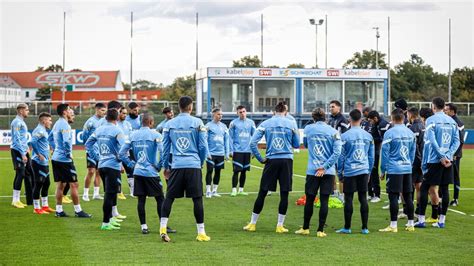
[448,209,467,215]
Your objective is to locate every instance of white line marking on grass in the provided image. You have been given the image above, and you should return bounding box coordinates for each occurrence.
[448,209,466,215]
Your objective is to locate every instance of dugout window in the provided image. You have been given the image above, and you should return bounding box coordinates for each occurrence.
[344,81,384,113]
[303,80,342,113]
[210,79,253,112]
[254,79,295,113]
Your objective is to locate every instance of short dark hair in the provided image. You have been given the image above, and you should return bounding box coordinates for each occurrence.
[349,109,362,122]
[312,108,325,122]
[141,112,154,126]
[432,97,445,110]
[391,108,404,122]
[275,102,287,113]
[419,107,434,120]
[329,100,342,107]
[38,112,51,120]
[179,96,193,110]
[106,109,119,121]
[162,107,172,114]
[212,108,221,113]
[362,106,372,114]
[367,110,380,120]
[95,102,106,109]
[57,103,69,116]
[107,100,122,110]
[236,105,246,111]
[128,102,139,109]
[446,103,457,114]
[407,107,419,117]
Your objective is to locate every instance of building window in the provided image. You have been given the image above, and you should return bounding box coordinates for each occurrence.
[303,80,342,113]
[210,79,253,112]
[255,79,294,113]
[344,81,384,113]
[25,91,30,98]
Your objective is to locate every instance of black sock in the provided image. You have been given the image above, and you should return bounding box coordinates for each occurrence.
[344,192,354,229]
[358,192,369,230]
[137,196,147,225]
[239,171,247,188]
[155,196,164,218]
[253,189,268,214]
[232,172,239,188]
[303,194,316,230]
[205,167,213,186]
[440,185,450,216]
[193,197,204,224]
[403,192,414,220]
[161,197,175,218]
[318,194,329,232]
[213,168,221,185]
[278,191,289,215]
[103,193,114,223]
[431,204,439,219]
[389,193,399,222]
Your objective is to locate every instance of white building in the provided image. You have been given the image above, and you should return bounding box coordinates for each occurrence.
[0,75,22,108]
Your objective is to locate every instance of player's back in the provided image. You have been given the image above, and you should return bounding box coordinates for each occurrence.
[382,125,415,174]
[164,113,207,169]
[339,126,374,177]
[304,121,341,175]
[94,123,123,170]
[259,114,299,159]
[129,127,162,177]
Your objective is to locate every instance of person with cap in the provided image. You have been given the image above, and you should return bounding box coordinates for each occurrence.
[394,98,409,125]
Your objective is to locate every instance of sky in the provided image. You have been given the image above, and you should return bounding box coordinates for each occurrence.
[0,0,472,85]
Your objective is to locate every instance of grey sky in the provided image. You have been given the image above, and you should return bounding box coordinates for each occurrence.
[1,0,472,85]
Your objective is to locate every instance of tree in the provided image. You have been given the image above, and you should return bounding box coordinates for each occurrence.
[391,54,447,101]
[35,85,60,101]
[35,64,63,72]
[232,55,261,67]
[451,67,474,102]
[343,49,387,69]
[123,80,165,91]
[287,63,305,68]
[160,75,196,101]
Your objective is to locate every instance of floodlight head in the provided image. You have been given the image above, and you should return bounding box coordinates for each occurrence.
[309,19,315,25]
[318,19,324,25]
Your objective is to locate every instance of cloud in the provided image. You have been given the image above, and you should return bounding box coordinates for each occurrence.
[106,1,439,34]
[107,2,270,34]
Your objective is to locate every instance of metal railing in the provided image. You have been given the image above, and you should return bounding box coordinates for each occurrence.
[388,101,474,116]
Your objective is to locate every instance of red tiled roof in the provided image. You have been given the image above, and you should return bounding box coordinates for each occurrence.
[0,71,119,89]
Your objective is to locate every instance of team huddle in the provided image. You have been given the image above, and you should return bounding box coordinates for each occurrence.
[9,95,463,241]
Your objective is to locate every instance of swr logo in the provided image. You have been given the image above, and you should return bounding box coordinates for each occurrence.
[259,69,272,76]
[327,70,339,77]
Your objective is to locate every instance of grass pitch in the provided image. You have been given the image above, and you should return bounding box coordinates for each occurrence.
[0,149,473,264]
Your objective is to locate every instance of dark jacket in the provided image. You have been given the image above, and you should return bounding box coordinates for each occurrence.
[452,115,465,158]
[328,112,350,134]
[408,118,424,167]
[371,117,390,146]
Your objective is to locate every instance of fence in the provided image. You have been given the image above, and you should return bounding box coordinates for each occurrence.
[388,101,474,116]
[0,100,180,129]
